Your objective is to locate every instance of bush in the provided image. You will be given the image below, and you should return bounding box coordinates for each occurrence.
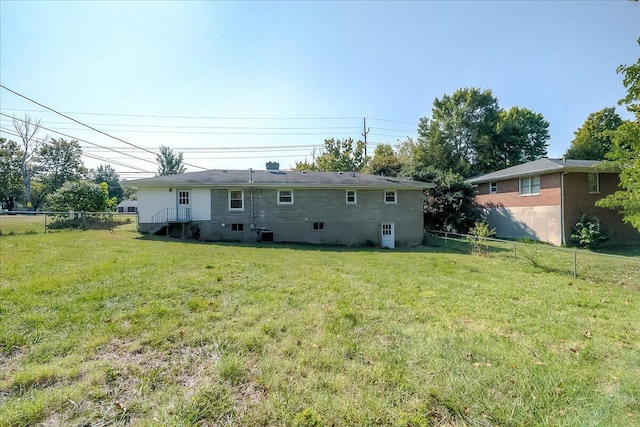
[571,214,608,249]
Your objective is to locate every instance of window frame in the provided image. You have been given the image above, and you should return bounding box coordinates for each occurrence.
[228,189,245,211]
[384,190,397,205]
[231,223,244,232]
[519,176,540,196]
[313,222,324,230]
[587,173,600,193]
[346,190,357,205]
[277,189,294,205]
[489,182,497,194]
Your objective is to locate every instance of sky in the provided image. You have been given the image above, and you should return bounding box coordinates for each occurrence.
[1,1,638,179]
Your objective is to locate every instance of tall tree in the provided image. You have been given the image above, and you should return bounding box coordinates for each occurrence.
[35,138,87,209]
[564,107,623,160]
[12,114,44,209]
[90,164,124,202]
[156,146,186,176]
[0,138,24,210]
[363,144,404,176]
[417,88,549,177]
[294,138,367,172]
[482,107,550,171]
[429,87,501,175]
[596,37,640,231]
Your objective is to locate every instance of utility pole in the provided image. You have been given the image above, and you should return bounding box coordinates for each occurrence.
[362,117,370,158]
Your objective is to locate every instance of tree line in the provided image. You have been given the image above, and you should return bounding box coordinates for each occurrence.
[0,115,132,212]
[294,37,640,233]
[2,38,638,231]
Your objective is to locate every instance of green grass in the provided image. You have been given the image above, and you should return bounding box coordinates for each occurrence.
[0,214,137,235]
[1,231,639,426]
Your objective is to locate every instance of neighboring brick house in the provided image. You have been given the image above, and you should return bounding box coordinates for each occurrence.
[127,163,432,248]
[467,158,640,246]
[115,199,138,213]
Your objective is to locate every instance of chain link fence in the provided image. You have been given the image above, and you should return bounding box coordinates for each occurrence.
[424,230,640,290]
[0,211,138,235]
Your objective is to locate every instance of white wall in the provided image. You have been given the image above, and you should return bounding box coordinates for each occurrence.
[138,187,176,223]
[191,188,211,220]
[138,187,211,223]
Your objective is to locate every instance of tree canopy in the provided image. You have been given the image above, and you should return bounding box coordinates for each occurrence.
[156,146,186,176]
[0,138,23,210]
[564,107,623,160]
[294,138,367,172]
[47,181,116,212]
[596,37,640,231]
[90,164,125,202]
[416,87,550,177]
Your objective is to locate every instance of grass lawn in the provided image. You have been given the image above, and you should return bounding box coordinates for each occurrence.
[0,230,638,426]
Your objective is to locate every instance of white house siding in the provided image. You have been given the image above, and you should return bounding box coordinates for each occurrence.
[483,205,562,246]
[190,188,211,221]
[138,187,176,223]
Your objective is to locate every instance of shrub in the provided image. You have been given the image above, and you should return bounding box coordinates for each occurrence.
[468,221,496,255]
[571,214,608,249]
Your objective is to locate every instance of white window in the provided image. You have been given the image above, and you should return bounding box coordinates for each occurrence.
[489,182,497,194]
[229,190,244,211]
[277,189,293,205]
[178,190,190,205]
[519,176,540,195]
[384,190,397,204]
[346,190,357,205]
[588,173,600,193]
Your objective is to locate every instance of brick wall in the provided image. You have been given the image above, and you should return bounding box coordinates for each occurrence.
[563,172,640,245]
[198,187,424,247]
[475,173,561,208]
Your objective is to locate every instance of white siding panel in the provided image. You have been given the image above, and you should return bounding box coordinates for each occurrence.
[191,188,211,220]
[138,187,176,223]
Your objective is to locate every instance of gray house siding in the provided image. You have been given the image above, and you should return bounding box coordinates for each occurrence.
[192,188,424,247]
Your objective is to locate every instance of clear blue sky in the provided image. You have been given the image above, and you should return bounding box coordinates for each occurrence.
[1,1,638,178]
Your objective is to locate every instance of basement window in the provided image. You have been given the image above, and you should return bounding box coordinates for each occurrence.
[313,222,324,230]
[231,223,244,232]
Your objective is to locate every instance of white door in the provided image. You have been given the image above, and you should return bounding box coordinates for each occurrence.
[381,222,395,249]
[177,190,191,221]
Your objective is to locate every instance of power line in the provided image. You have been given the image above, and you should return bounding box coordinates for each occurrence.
[0,127,153,173]
[0,85,208,171]
[0,107,362,121]
[1,113,158,166]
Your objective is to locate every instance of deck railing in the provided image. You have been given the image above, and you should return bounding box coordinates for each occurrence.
[151,207,191,224]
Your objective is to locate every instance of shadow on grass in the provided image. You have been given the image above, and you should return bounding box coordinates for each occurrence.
[135,234,455,254]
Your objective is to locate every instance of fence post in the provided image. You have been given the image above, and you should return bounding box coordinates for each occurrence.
[573,250,577,278]
[444,232,448,247]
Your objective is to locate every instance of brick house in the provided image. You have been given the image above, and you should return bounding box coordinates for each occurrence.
[467,158,640,246]
[128,163,432,248]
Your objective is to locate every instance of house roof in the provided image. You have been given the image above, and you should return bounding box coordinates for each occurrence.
[466,158,603,184]
[115,199,138,208]
[126,169,433,190]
